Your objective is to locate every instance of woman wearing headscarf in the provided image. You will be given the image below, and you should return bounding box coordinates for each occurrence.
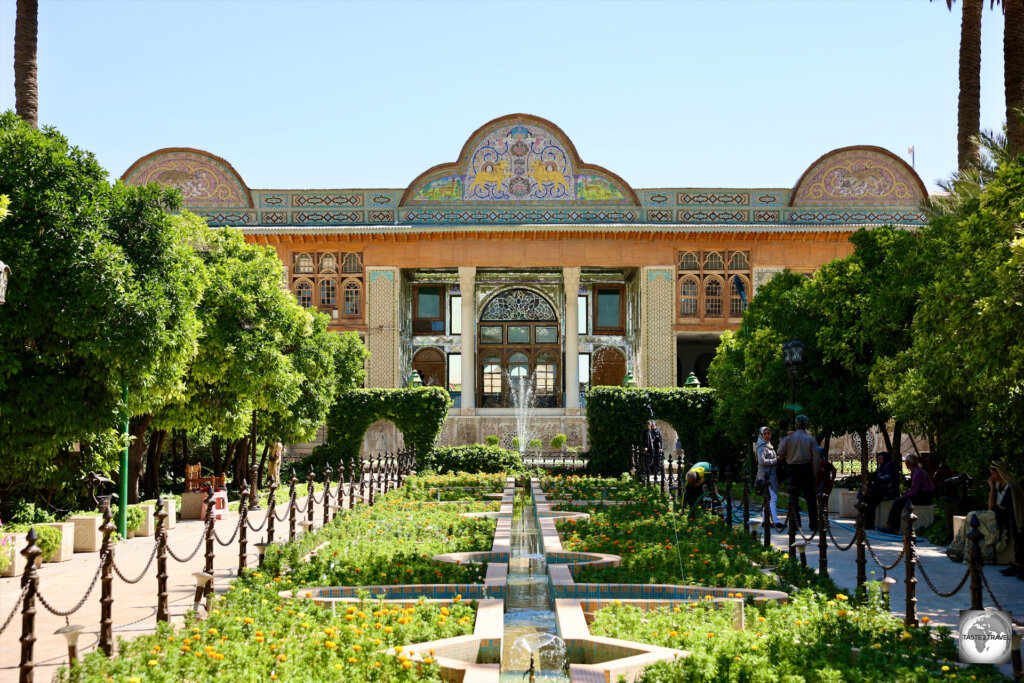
[755,426,782,531]
[946,460,1024,576]
[862,452,898,530]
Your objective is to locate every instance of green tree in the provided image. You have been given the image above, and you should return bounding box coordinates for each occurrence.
[0,112,204,506]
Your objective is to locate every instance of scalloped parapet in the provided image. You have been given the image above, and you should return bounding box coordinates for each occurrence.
[791,146,927,207]
[122,148,253,209]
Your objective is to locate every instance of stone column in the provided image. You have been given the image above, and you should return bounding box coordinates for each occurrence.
[563,267,581,410]
[459,267,476,412]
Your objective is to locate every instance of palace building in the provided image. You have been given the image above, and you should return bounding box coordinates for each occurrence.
[123,114,929,452]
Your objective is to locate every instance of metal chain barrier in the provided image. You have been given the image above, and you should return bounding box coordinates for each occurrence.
[796,525,819,543]
[213,515,244,546]
[863,533,907,571]
[916,550,971,598]
[273,503,290,522]
[166,525,207,563]
[37,554,104,617]
[246,507,271,532]
[828,523,858,552]
[979,570,1006,611]
[112,544,159,584]
[0,584,28,635]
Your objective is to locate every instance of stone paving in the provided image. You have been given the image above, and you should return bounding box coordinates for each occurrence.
[0,492,336,683]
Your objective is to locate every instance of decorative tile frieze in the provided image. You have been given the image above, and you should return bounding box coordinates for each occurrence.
[291,193,364,208]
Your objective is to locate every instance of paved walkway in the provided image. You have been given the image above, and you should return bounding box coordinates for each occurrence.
[0,491,348,683]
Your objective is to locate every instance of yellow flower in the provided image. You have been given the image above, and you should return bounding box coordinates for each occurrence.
[402,661,413,669]
[347,657,358,664]
[942,666,950,672]
[129,678,141,683]
[921,616,931,624]
[243,617,254,624]
[334,663,343,670]
[872,643,882,649]
[208,628,218,635]
[424,657,434,664]
[325,641,337,649]
[835,594,848,602]
[147,659,158,666]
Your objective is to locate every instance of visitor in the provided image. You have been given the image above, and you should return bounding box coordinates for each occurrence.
[878,454,934,535]
[683,460,713,510]
[268,441,283,487]
[755,426,782,531]
[815,440,838,495]
[862,452,899,530]
[946,461,1024,576]
[776,414,819,530]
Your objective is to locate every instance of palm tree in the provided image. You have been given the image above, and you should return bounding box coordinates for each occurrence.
[1004,0,1023,152]
[13,0,39,129]
[939,0,985,169]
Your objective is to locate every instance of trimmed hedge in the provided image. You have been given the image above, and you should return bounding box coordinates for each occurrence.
[420,444,523,474]
[585,386,736,475]
[307,387,451,470]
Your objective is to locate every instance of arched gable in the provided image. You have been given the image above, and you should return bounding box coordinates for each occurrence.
[121,147,253,209]
[401,114,639,206]
[790,145,927,207]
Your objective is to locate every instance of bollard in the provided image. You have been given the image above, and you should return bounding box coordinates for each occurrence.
[903,501,918,628]
[55,624,84,669]
[334,469,344,521]
[347,461,356,510]
[19,529,42,683]
[1012,629,1022,680]
[267,483,278,544]
[323,464,332,526]
[289,470,298,542]
[793,539,807,567]
[359,459,367,504]
[155,496,169,623]
[817,483,828,578]
[306,467,316,527]
[367,462,375,506]
[237,480,249,572]
[192,572,213,614]
[660,446,667,497]
[762,479,772,549]
[99,507,116,656]
[203,485,216,610]
[881,576,897,612]
[855,490,867,594]
[725,475,734,530]
[742,471,750,536]
[248,460,260,511]
[967,513,984,610]
[787,479,798,559]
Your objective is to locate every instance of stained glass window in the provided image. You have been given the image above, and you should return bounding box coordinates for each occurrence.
[481,289,556,321]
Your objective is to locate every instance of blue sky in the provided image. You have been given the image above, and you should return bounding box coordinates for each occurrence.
[0,0,1008,192]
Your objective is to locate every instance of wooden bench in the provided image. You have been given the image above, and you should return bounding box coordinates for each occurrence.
[952,515,1015,565]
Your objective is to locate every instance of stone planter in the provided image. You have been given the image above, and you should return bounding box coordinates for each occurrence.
[1,532,42,577]
[67,514,103,553]
[163,498,177,529]
[180,491,206,520]
[135,503,156,537]
[38,522,74,563]
[126,528,136,539]
[839,489,860,517]
[827,488,843,515]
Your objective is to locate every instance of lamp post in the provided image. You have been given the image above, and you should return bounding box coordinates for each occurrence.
[683,372,701,388]
[408,370,423,388]
[781,340,804,420]
[0,260,10,304]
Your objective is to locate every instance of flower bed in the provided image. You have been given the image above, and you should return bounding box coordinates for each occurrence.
[59,580,476,682]
[541,474,642,501]
[556,489,834,592]
[399,473,508,501]
[590,590,1004,682]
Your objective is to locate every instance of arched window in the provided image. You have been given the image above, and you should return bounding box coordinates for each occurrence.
[730,275,749,316]
[295,280,313,308]
[705,277,724,317]
[728,251,749,270]
[342,252,362,273]
[678,251,699,270]
[412,348,446,388]
[343,279,361,316]
[704,251,724,271]
[295,253,314,274]
[679,276,699,318]
[319,279,337,306]
[319,253,337,273]
[481,354,503,408]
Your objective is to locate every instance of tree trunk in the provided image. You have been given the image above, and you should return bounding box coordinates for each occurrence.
[858,430,870,495]
[212,435,223,477]
[959,0,984,168]
[892,421,904,460]
[233,437,249,489]
[257,441,270,489]
[126,414,153,504]
[13,0,39,129]
[1005,0,1024,153]
[169,431,180,490]
[144,429,167,499]
[877,422,893,454]
[181,430,190,485]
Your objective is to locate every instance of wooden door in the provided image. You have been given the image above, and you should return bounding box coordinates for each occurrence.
[591,347,626,387]
[412,348,446,388]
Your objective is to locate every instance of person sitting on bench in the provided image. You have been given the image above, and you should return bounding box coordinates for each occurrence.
[878,454,934,535]
[863,452,899,530]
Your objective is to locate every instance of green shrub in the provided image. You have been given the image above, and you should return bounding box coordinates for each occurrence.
[512,437,521,450]
[484,435,499,446]
[7,501,56,525]
[4,523,62,561]
[528,438,542,450]
[421,444,523,474]
[112,505,145,532]
[550,433,567,449]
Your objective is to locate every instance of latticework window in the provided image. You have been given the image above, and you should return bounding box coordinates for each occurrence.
[319,279,336,306]
[343,280,361,316]
[535,353,557,396]
[679,276,699,317]
[729,251,749,270]
[319,253,337,273]
[295,253,314,274]
[296,280,313,308]
[704,251,724,271]
[678,251,699,270]
[342,252,362,273]
[705,278,723,316]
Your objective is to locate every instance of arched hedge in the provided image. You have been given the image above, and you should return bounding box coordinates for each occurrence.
[308,387,451,470]
[585,386,737,475]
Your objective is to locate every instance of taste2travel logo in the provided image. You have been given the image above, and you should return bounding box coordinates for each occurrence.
[958,610,1012,665]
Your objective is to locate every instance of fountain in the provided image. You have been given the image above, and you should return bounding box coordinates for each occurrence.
[508,369,537,460]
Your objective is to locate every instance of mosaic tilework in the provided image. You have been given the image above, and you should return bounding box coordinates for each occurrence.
[791,146,926,206]
[401,208,638,224]
[290,210,364,225]
[291,193,364,207]
[752,267,785,295]
[366,267,400,388]
[785,209,926,224]
[198,211,256,226]
[678,191,749,205]
[676,209,747,223]
[640,268,676,387]
[123,149,251,208]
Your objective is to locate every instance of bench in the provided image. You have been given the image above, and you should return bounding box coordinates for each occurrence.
[952,515,1015,565]
[876,500,935,529]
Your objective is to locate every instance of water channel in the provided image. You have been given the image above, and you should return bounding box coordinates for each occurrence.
[499,486,569,682]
